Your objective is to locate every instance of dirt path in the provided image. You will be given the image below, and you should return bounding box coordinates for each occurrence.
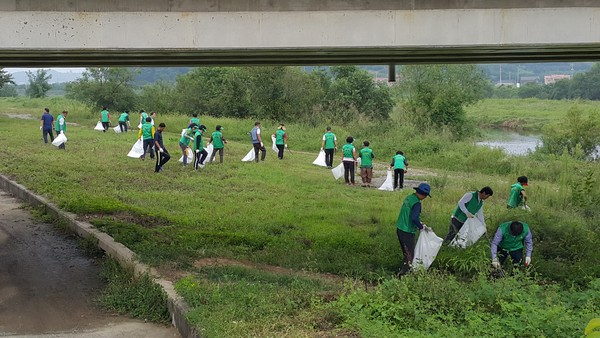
[0,191,177,337]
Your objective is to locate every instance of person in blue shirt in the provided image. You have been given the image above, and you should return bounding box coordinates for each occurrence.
[154,123,170,173]
[40,107,54,143]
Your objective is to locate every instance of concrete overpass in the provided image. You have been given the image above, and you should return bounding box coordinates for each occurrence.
[1,1,600,66]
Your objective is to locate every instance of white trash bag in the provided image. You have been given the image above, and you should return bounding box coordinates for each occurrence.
[312,150,327,167]
[378,170,394,191]
[181,129,187,137]
[271,135,278,153]
[113,126,122,133]
[331,163,344,180]
[204,143,214,163]
[94,121,104,131]
[450,218,487,249]
[413,229,444,270]
[52,133,67,147]
[241,148,255,162]
[178,147,194,163]
[127,139,144,158]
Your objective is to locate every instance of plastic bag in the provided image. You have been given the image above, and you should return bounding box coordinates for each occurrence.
[204,143,214,163]
[52,133,67,147]
[113,126,122,133]
[181,129,187,137]
[450,218,487,249]
[271,135,278,153]
[413,229,443,270]
[241,148,255,162]
[378,170,394,191]
[312,150,327,167]
[94,121,104,131]
[127,139,144,158]
[331,163,344,180]
[178,147,194,163]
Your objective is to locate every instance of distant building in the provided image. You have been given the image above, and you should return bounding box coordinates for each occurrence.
[519,76,539,85]
[544,74,571,85]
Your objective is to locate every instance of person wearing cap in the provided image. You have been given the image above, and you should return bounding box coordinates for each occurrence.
[359,141,374,187]
[193,124,208,170]
[154,122,170,173]
[137,117,155,160]
[507,176,528,209]
[118,110,130,132]
[179,124,197,167]
[272,124,287,160]
[40,107,54,144]
[396,183,432,277]
[250,121,266,162]
[188,113,200,128]
[100,106,110,132]
[321,127,337,169]
[445,187,493,242]
[390,151,408,190]
[341,136,358,186]
[491,221,533,269]
[209,125,227,163]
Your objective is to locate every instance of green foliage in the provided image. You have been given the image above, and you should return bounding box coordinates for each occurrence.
[0,84,18,97]
[138,80,176,114]
[0,67,14,89]
[26,69,52,98]
[66,67,138,112]
[540,106,600,158]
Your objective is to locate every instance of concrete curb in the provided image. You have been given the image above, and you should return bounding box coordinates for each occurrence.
[0,174,200,338]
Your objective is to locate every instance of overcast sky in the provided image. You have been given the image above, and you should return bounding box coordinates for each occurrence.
[5,68,85,73]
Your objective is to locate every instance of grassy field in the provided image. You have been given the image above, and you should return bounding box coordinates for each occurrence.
[1,97,599,336]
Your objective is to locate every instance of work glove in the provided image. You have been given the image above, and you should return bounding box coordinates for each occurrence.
[320,147,323,151]
[285,144,288,148]
[492,258,500,269]
[158,148,164,153]
[60,131,64,135]
[467,213,475,218]
[422,225,432,232]
[260,142,264,147]
[39,126,42,130]
[525,257,531,267]
[195,149,200,153]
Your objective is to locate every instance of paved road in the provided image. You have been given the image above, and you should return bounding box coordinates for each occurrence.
[0,191,178,338]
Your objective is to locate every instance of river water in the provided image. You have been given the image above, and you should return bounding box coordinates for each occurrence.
[476,131,541,156]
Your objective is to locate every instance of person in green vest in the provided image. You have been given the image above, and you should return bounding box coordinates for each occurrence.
[179,124,197,166]
[99,106,110,132]
[193,124,208,170]
[54,110,68,150]
[272,124,287,160]
[341,136,358,186]
[359,141,374,187]
[118,110,130,132]
[390,151,408,190]
[208,125,227,163]
[137,117,156,160]
[188,112,200,128]
[444,187,494,242]
[321,127,337,169]
[507,176,528,209]
[491,221,533,269]
[396,182,432,277]
[139,110,148,128]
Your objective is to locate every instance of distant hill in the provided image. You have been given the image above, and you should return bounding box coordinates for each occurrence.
[9,70,82,85]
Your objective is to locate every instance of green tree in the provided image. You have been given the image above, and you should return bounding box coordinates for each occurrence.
[66,67,137,111]
[0,68,15,89]
[518,82,547,99]
[540,106,600,158]
[546,79,572,100]
[571,63,600,100]
[0,84,18,97]
[138,81,176,114]
[26,69,52,98]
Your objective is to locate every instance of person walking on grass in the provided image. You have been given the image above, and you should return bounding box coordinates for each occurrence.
[390,151,408,190]
[193,124,208,170]
[150,111,156,126]
[321,126,337,169]
[40,107,54,144]
[507,176,529,209]
[359,141,374,187]
[137,117,155,160]
[54,110,68,150]
[272,124,287,160]
[491,221,533,269]
[179,124,197,167]
[139,110,148,127]
[341,136,358,186]
[100,107,110,132]
[188,112,200,128]
[251,121,266,162]
[396,183,432,277]
[444,187,494,242]
[118,110,130,132]
[208,125,227,163]
[154,123,170,173]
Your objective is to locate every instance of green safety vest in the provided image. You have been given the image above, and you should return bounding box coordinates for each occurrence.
[180,128,192,146]
[452,192,484,223]
[55,114,66,132]
[193,130,204,151]
[141,112,148,123]
[212,131,224,148]
[324,132,336,149]
[190,117,200,125]
[119,112,128,122]
[342,143,354,158]
[396,193,421,234]
[393,154,406,170]
[100,110,110,122]
[359,147,374,167]
[499,221,530,252]
[507,183,525,208]
[141,123,154,140]
[275,129,286,145]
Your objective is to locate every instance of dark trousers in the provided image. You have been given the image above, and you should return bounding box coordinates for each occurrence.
[42,128,54,143]
[498,248,524,266]
[119,122,128,132]
[194,149,208,170]
[444,217,464,242]
[179,142,189,165]
[102,121,109,132]
[393,168,405,189]
[397,229,416,275]
[343,160,355,184]
[276,144,284,159]
[155,149,171,172]
[210,147,224,163]
[324,148,334,167]
[142,139,155,159]
[253,143,266,162]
